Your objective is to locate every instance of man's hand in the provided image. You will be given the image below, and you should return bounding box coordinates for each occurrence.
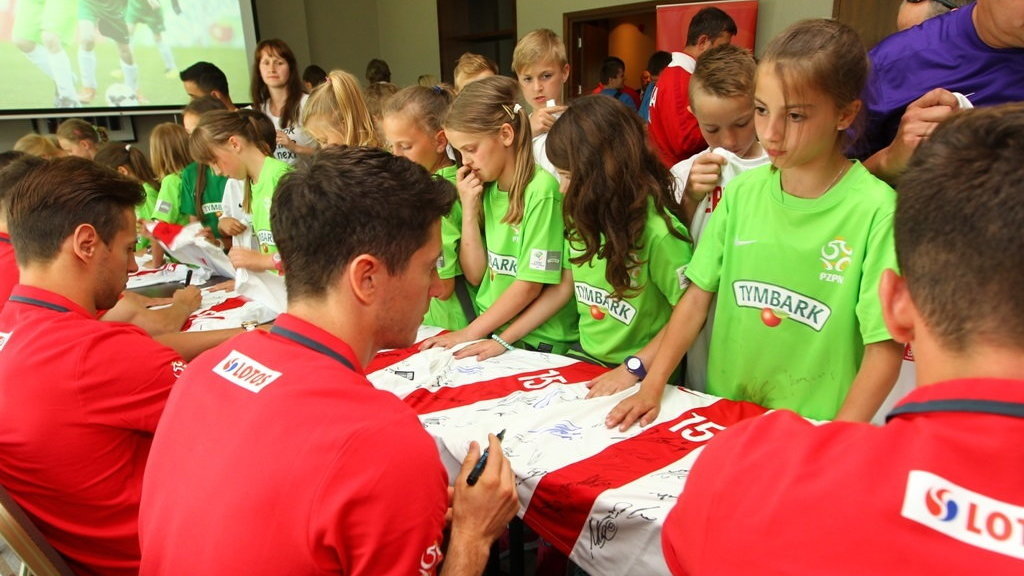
[868,88,960,182]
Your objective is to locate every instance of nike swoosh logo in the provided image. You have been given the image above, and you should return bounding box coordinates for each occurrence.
[734,240,758,246]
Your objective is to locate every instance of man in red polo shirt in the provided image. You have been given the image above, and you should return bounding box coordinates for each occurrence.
[0,157,189,576]
[648,7,735,167]
[139,147,518,575]
[661,105,1024,573]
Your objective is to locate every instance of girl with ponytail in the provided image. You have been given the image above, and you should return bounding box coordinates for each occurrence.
[421,75,578,354]
[190,109,288,273]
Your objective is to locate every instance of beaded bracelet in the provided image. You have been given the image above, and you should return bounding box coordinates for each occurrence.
[490,333,515,351]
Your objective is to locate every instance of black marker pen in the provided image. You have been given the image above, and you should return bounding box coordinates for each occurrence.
[466,429,505,486]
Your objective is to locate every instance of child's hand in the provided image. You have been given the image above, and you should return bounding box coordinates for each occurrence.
[585,364,639,399]
[137,219,155,240]
[229,247,270,271]
[454,338,507,361]
[684,152,726,203]
[420,328,479,351]
[605,386,662,431]
[219,217,247,237]
[529,105,566,136]
[456,165,484,204]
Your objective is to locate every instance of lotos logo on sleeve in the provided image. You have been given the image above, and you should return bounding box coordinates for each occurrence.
[0,331,11,352]
[214,350,282,393]
[902,469,1024,560]
[418,541,443,575]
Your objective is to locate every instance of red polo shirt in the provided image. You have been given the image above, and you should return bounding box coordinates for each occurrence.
[662,378,1024,574]
[0,233,17,310]
[139,313,448,575]
[648,55,706,167]
[0,285,185,576]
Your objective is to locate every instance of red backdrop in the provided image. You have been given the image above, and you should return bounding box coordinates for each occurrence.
[656,1,759,52]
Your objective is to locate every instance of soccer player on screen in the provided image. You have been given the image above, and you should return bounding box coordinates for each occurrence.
[76,0,141,104]
[11,0,80,107]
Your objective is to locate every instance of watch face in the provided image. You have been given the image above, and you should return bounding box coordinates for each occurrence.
[626,356,642,371]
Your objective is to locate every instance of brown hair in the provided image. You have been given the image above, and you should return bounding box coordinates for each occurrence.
[190,109,276,212]
[8,157,142,266]
[444,75,534,225]
[13,134,64,159]
[94,142,160,191]
[454,52,499,92]
[383,84,455,138]
[364,81,399,122]
[896,103,1024,351]
[512,29,568,73]
[149,123,191,179]
[272,146,455,301]
[302,69,381,148]
[759,19,868,146]
[547,95,687,299]
[250,39,305,130]
[56,118,107,144]
[689,43,757,107]
[0,154,45,217]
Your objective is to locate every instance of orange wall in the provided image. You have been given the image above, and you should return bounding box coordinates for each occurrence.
[607,12,657,90]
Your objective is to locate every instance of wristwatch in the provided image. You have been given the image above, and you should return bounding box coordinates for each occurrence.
[624,355,647,380]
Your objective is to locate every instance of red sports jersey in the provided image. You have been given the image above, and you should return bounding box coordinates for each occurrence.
[0,285,184,576]
[648,53,706,167]
[139,314,448,575]
[662,378,1024,575]
[0,233,17,310]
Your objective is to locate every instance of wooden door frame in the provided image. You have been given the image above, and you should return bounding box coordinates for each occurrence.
[563,1,668,102]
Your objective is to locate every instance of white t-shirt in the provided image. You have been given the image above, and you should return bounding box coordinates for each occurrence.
[261,93,316,164]
[532,132,559,181]
[219,178,254,250]
[670,146,769,245]
[670,146,768,392]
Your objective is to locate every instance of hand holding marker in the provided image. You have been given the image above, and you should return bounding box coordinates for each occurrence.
[466,429,505,486]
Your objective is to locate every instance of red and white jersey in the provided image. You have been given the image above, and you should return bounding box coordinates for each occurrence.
[182,289,278,332]
[368,327,768,576]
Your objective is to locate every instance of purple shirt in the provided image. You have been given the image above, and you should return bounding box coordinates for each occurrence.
[858,3,1024,157]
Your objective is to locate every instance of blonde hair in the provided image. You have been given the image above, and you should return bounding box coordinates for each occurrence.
[302,69,381,148]
[444,75,534,225]
[189,109,277,211]
[512,29,568,74]
[454,52,499,92]
[14,133,64,159]
[149,123,191,179]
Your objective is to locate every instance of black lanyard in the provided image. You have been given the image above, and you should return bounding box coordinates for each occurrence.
[270,325,356,373]
[887,399,1024,422]
[8,295,70,313]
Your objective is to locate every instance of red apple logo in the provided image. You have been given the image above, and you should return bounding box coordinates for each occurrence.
[589,305,606,320]
[761,307,782,327]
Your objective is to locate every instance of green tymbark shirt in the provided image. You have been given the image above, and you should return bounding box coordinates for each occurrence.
[180,162,228,238]
[250,157,292,267]
[152,172,189,226]
[569,200,693,365]
[477,167,578,353]
[134,181,159,250]
[422,164,477,330]
[686,161,896,420]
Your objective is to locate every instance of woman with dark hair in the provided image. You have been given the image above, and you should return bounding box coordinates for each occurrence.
[250,38,317,164]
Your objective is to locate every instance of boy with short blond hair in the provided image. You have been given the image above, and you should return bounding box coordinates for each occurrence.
[512,28,569,178]
[668,43,767,392]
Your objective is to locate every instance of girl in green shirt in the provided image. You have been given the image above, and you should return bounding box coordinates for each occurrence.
[421,75,578,354]
[190,109,289,274]
[382,84,476,331]
[94,141,163,263]
[457,95,693,388]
